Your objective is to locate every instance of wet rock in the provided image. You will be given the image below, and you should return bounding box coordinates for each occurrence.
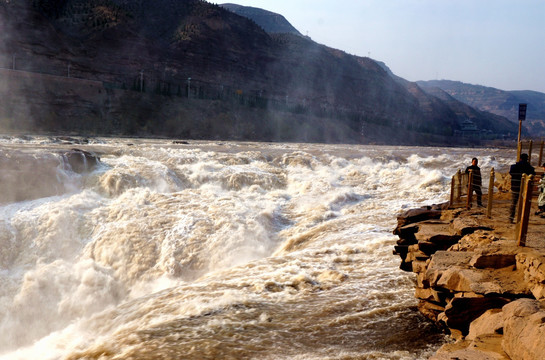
[393,244,410,262]
[415,287,447,303]
[63,148,101,173]
[396,223,420,244]
[417,300,445,322]
[53,136,90,145]
[0,150,62,203]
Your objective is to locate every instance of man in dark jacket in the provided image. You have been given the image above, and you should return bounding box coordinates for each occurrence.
[465,157,483,207]
[509,153,535,222]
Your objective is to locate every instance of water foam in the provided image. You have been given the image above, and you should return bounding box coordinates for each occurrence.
[0,141,514,359]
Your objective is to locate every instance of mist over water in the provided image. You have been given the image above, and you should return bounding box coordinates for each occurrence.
[0,137,515,359]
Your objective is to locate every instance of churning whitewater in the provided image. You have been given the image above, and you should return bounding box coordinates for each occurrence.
[0,137,515,359]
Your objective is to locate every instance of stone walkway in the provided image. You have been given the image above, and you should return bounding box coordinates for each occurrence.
[452,191,545,250]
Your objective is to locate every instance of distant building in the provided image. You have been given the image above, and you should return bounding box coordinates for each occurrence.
[455,118,480,138]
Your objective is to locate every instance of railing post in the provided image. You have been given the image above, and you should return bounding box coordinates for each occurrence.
[456,170,462,202]
[487,168,494,218]
[539,140,544,168]
[515,174,527,224]
[517,175,534,246]
[529,140,534,163]
[467,170,473,209]
[517,141,522,162]
[450,174,456,206]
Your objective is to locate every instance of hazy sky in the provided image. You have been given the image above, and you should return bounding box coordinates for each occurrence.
[227,0,545,93]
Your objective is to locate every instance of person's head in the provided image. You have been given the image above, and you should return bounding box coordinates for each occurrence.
[472,157,478,166]
[520,153,529,162]
[542,162,545,169]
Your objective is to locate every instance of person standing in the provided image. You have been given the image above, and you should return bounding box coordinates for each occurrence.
[509,153,535,222]
[465,157,483,207]
[536,163,545,216]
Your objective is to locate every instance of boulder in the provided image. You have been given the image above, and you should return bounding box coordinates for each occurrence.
[494,172,511,193]
[393,204,447,235]
[394,202,545,360]
[415,221,461,247]
[63,148,101,173]
[502,299,545,360]
[417,300,445,322]
[436,267,483,292]
[516,252,545,285]
[449,231,501,252]
[1,150,62,202]
[515,252,545,300]
[467,308,504,341]
[396,223,420,244]
[425,251,475,286]
[444,296,510,335]
[469,254,516,269]
[451,216,493,236]
[433,265,528,296]
[431,334,509,360]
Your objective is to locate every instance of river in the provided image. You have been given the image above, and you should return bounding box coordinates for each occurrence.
[0,136,515,359]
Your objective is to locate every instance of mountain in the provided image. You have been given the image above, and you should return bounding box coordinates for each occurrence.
[220,3,301,35]
[417,80,545,136]
[0,0,518,145]
[374,63,516,137]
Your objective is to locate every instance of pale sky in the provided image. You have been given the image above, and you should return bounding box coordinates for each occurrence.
[225,0,545,93]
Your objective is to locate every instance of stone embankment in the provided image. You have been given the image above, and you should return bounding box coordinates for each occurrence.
[394,202,545,360]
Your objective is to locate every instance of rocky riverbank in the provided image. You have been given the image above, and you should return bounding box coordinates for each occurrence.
[394,200,545,360]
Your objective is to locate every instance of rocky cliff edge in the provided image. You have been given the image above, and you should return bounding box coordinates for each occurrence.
[394,199,545,360]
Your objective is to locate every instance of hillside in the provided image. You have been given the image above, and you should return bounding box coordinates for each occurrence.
[220,3,301,35]
[377,63,518,138]
[418,80,545,136]
[0,0,519,144]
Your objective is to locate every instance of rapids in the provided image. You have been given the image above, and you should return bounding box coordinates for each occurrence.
[0,136,515,359]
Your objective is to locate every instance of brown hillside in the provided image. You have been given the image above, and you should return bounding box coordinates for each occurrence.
[0,0,518,144]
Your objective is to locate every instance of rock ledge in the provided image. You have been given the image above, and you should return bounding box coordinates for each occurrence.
[394,203,545,360]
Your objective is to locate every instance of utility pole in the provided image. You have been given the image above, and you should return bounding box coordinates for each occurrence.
[517,104,527,161]
[517,104,527,144]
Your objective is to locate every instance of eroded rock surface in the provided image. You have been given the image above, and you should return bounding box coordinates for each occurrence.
[394,203,545,360]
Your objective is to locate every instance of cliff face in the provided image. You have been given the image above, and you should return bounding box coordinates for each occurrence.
[0,0,517,143]
[418,80,545,136]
